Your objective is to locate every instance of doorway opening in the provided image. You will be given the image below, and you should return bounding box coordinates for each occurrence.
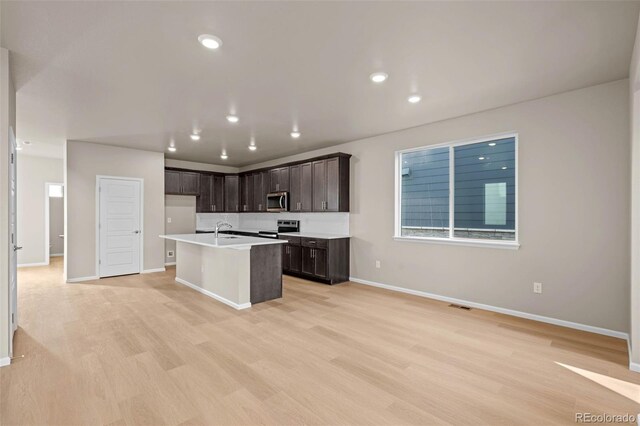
[45,182,64,266]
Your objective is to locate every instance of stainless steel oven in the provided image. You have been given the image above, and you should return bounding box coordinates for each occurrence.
[266,192,288,212]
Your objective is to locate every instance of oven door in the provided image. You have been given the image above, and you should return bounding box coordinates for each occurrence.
[267,192,288,212]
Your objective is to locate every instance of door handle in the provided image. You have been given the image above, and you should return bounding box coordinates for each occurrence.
[279,196,284,209]
[13,245,22,251]
[133,230,140,234]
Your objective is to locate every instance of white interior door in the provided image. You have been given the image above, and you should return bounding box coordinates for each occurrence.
[99,177,142,278]
[9,127,18,356]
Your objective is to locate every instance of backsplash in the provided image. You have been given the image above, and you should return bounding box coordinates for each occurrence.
[197,212,349,235]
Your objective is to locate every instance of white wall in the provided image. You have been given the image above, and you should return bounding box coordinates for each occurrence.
[244,80,631,334]
[65,141,165,280]
[165,195,196,264]
[16,155,63,265]
[0,46,16,362]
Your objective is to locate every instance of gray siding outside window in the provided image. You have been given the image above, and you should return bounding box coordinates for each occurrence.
[400,136,516,241]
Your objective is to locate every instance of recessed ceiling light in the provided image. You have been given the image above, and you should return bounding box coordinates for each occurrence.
[478,156,485,160]
[220,150,228,160]
[407,95,421,104]
[226,115,239,123]
[190,134,200,141]
[488,142,496,147]
[290,131,301,139]
[168,146,177,152]
[198,34,222,50]
[502,166,508,170]
[248,145,257,151]
[370,72,388,83]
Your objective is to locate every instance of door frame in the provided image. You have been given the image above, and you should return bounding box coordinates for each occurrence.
[8,126,17,359]
[95,175,144,278]
[44,182,64,264]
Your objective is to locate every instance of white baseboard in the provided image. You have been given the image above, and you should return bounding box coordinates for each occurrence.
[50,253,64,257]
[165,262,176,266]
[142,268,166,274]
[0,357,10,367]
[17,261,48,268]
[349,276,628,340]
[66,275,99,283]
[630,362,640,373]
[175,277,251,310]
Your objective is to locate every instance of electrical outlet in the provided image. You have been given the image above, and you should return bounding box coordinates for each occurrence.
[167,250,174,258]
[167,217,172,223]
[533,282,543,294]
[375,260,381,269]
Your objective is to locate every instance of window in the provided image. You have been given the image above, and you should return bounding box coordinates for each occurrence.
[48,184,64,198]
[396,134,517,247]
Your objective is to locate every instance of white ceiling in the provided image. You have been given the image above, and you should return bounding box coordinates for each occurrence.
[2,1,639,166]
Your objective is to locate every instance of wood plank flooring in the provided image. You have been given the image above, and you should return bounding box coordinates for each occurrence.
[1,257,639,425]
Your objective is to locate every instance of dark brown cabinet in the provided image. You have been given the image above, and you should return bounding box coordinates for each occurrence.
[224,175,240,212]
[269,167,290,193]
[312,157,349,212]
[165,170,200,196]
[289,162,312,212]
[240,174,253,212]
[252,171,269,212]
[197,174,225,213]
[283,236,349,284]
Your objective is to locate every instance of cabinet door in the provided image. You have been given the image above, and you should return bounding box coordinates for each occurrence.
[224,175,240,212]
[260,171,270,209]
[312,160,327,211]
[313,248,328,279]
[300,162,313,212]
[289,244,302,273]
[301,247,314,275]
[278,167,290,192]
[181,172,200,195]
[282,245,290,272]
[269,169,279,192]
[212,175,225,212]
[240,174,253,212]
[198,174,212,213]
[325,157,340,212]
[252,173,264,211]
[289,165,301,211]
[165,170,181,194]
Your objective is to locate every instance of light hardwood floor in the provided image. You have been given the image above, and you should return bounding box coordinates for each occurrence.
[1,257,639,425]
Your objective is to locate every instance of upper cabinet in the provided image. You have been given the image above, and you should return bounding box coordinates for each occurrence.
[269,167,290,193]
[165,170,200,196]
[224,175,240,212]
[312,157,349,212]
[165,152,350,213]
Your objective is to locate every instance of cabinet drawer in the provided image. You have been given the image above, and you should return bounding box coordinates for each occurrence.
[281,236,301,246]
[301,237,327,249]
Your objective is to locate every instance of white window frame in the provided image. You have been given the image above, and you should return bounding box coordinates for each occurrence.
[394,132,520,250]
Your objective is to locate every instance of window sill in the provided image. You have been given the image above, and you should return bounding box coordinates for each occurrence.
[393,236,520,250]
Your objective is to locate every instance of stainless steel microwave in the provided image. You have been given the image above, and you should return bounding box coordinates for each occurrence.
[266,192,288,212]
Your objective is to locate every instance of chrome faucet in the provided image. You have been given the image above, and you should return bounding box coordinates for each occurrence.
[215,221,232,238]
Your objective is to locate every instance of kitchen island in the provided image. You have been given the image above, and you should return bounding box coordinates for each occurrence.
[160,234,286,309]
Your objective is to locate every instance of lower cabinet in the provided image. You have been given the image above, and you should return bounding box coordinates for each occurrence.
[280,236,349,284]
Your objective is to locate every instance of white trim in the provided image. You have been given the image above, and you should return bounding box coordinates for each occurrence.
[0,357,10,367]
[393,236,520,250]
[165,262,176,266]
[50,253,63,257]
[96,176,144,278]
[630,362,640,373]
[66,275,99,283]
[349,276,628,340]
[17,262,48,268]
[395,132,519,248]
[44,182,64,266]
[142,268,165,274]
[175,277,251,310]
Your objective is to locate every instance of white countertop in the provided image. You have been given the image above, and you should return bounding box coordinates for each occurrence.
[160,233,287,249]
[196,227,351,240]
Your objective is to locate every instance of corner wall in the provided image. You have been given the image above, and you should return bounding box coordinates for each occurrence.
[65,141,165,281]
[244,79,631,334]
